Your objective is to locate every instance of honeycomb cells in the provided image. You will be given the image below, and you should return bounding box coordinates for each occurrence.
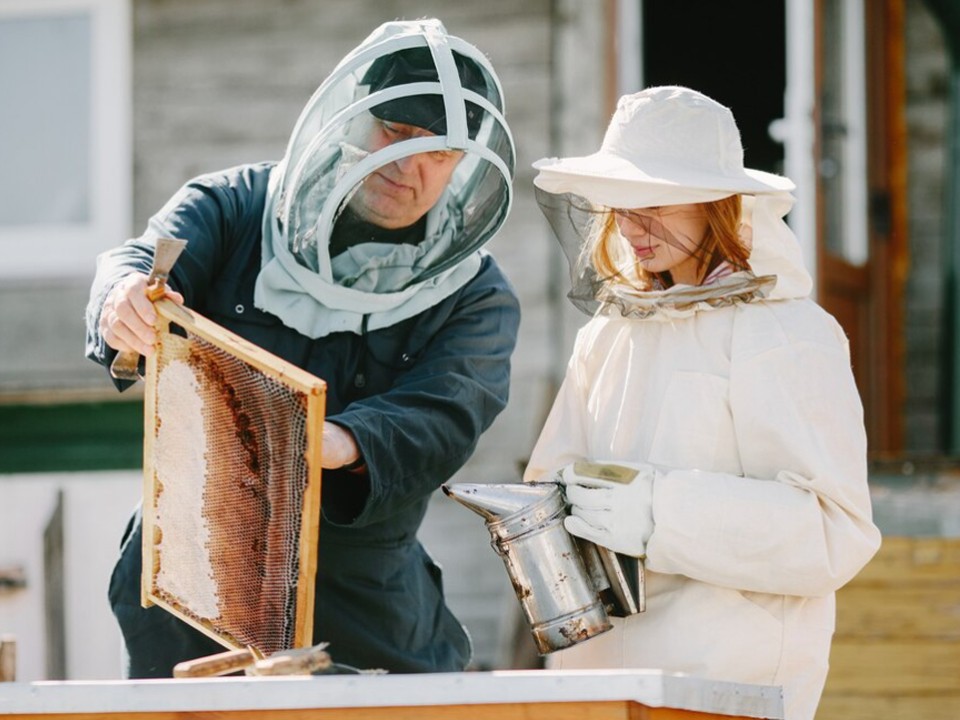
[150,328,311,656]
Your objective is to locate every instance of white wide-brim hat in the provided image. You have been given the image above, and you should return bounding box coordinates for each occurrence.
[533,85,795,208]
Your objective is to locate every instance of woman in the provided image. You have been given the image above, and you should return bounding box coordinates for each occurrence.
[524,86,881,720]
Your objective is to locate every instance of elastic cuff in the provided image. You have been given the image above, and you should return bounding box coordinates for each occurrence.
[340,456,366,472]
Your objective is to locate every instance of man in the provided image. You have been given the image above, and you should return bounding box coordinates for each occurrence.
[86,18,519,676]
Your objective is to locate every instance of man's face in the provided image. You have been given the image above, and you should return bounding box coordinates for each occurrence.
[348,117,463,229]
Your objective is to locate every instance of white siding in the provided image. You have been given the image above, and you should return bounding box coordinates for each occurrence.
[0,471,140,681]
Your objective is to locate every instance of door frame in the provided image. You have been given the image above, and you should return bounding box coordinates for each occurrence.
[814,0,908,455]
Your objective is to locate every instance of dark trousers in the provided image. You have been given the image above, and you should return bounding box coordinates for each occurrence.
[108,508,225,678]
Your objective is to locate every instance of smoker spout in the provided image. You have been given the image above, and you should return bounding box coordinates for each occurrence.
[442,479,614,654]
[440,482,557,522]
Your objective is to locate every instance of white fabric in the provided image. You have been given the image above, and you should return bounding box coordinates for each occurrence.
[533,86,795,210]
[559,461,656,557]
[742,193,812,299]
[523,231,881,719]
[256,165,482,337]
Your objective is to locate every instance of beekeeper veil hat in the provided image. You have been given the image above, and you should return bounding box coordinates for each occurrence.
[532,86,811,315]
[256,18,515,338]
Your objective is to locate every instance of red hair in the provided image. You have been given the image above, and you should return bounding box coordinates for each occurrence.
[590,195,748,289]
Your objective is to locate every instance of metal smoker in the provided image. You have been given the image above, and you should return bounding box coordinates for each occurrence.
[442,481,644,655]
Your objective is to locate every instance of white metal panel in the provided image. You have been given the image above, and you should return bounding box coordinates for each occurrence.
[779,0,819,293]
[0,670,784,717]
[617,0,642,97]
[842,0,869,266]
[0,471,140,681]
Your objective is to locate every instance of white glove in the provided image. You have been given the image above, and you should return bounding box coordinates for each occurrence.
[559,460,656,558]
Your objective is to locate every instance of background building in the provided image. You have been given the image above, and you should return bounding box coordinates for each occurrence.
[1,1,958,716]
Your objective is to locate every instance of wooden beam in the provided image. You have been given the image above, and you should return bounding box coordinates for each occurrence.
[0,701,771,720]
[44,491,66,680]
[0,636,15,682]
[818,694,960,720]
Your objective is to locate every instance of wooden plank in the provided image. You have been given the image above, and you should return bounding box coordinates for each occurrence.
[862,0,909,452]
[156,299,325,395]
[294,388,325,648]
[824,639,960,693]
[0,636,15,682]
[835,583,960,639]
[816,693,960,720]
[0,701,772,720]
[846,536,960,584]
[43,490,66,679]
[823,533,960,716]
[141,346,159,610]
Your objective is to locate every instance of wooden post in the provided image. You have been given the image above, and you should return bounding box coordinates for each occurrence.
[0,635,16,682]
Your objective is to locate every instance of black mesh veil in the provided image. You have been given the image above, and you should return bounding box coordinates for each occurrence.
[535,186,777,319]
[535,187,607,317]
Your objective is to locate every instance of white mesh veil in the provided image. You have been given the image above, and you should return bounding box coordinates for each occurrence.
[255,19,515,338]
[269,20,512,286]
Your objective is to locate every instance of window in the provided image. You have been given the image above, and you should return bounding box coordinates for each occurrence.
[0,0,130,278]
[819,0,868,266]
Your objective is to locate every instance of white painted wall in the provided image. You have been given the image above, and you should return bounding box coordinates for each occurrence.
[0,471,140,681]
[779,0,818,290]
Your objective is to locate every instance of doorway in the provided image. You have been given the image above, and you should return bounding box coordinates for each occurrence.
[640,0,787,178]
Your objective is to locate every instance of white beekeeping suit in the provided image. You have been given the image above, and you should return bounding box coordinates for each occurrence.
[525,86,881,720]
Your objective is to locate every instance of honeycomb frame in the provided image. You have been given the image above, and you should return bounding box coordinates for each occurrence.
[142,298,325,656]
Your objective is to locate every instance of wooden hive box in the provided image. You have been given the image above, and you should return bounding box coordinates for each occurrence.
[817,475,960,719]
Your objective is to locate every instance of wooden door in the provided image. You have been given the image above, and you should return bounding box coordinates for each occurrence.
[815,0,907,455]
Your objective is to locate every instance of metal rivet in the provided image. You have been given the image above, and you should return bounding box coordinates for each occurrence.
[235,304,244,314]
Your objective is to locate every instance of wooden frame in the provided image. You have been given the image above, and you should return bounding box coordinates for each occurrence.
[142,298,325,653]
[814,0,908,456]
[864,0,908,454]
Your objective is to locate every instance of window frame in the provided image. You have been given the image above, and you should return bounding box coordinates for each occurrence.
[0,0,131,279]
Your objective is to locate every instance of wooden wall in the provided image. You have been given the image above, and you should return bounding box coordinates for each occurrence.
[817,536,960,719]
[903,0,951,451]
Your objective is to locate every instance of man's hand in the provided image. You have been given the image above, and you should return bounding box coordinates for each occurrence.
[99,272,184,357]
[558,460,657,558]
[321,421,363,470]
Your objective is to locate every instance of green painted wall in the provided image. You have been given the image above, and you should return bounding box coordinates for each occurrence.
[0,401,142,473]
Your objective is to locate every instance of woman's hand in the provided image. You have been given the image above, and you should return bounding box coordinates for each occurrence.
[559,460,656,557]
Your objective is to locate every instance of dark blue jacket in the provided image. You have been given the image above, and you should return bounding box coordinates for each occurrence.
[86,162,520,675]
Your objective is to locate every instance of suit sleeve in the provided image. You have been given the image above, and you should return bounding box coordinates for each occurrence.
[645,309,882,597]
[329,258,521,527]
[84,166,265,389]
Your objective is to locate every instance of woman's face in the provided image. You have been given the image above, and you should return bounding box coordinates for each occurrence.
[614,203,710,286]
